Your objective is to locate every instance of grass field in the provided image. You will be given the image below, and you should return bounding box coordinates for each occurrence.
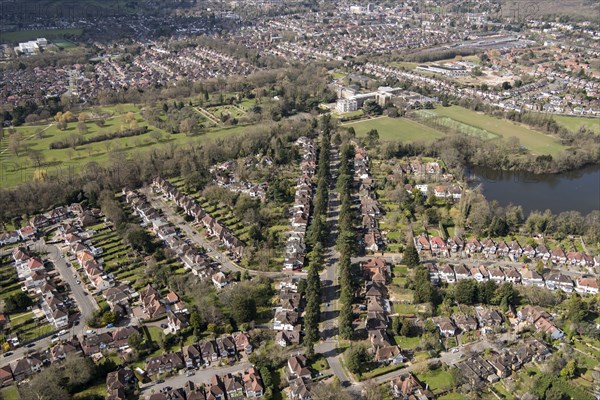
[0,386,19,400]
[344,117,444,143]
[417,369,454,392]
[422,106,567,155]
[553,115,600,134]
[0,29,83,43]
[0,105,264,188]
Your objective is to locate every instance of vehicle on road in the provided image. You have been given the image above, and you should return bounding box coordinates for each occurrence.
[451,348,459,353]
[26,343,36,348]
[3,352,13,357]
[73,274,77,278]
[58,329,68,336]
[155,379,165,384]
[186,371,195,377]
[85,330,96,335]
[76,279,81,284]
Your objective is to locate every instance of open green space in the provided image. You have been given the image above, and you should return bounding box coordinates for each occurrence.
[0,385,19,400]
[393,335,421,349]
[553,115,600,134]
[420,106,566,155]
[416,368,454,392]
[0,105,265,188]
[344,117,445,143]
[0,29,83,43]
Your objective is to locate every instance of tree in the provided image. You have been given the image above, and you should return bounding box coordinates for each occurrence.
[4,292,33,313]
[560,359,577,379]
[28,149,45,168]
[62,354,95,392]
[126,227,155,254]
[128,332,145,352]
[402,244,420,267]
[391,316,401,335]
[366,128,379,146]
[101,311,117,325]
[455,280,478,305]
[77,121,88,134]
[400,319,411,336]
[566,294,587,323]
[8,132,22,156]
[230,293,257,324]
[338,300,353,340]
[345,344,370,374]
[18,368,72,400]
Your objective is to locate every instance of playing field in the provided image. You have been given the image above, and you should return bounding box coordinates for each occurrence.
[0,105,262,188]
[553,115,600,134]
[0,29,83,43]
[344,116,445,143]
[429,106,567,155]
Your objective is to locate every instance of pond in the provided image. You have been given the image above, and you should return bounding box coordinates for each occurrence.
[467,165,600,215]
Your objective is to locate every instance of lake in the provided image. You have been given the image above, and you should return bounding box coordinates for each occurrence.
[467,165,600,215]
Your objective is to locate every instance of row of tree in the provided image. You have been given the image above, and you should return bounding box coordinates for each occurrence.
[337,142,357,340]
[304,119,332,358]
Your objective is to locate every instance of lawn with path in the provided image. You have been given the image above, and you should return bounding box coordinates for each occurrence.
[344,116,445,143]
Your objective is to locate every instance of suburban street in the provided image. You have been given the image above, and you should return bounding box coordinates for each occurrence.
[0,239,99,366]
[139,361,251,396]
[142,187,285,279]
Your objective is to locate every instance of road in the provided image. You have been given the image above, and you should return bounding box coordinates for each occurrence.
[142,188,284,279]
[0,239,99,367]
[139,361,251,397]
[313,144,357,392]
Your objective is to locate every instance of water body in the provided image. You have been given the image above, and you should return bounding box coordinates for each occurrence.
[467,165,600,215]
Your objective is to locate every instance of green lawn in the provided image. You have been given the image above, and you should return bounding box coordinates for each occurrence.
[417,369,454,392]
[0,386,19,400]
[438,393,468,400]
[73,380,107,399]
[426,106,567,155]
[0,106,265,188]
[344,117,444,143]
[394,335,421,349]
[553,115,600,134]
[0,29,83,43]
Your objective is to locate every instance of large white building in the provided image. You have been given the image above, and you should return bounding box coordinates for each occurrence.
[14,38,48,55]
[336,98,358,113]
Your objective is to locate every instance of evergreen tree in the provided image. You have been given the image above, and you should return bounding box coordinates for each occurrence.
[402,244,420,267]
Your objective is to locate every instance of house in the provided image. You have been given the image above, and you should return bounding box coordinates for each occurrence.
[10,356,42,381]
[200,340,219,364]
[242,368,264,398]
[212,272,228,289]
[374,345,405,364]
[167,311,190,332]
[453,314,478,332]
[18,225,36,241]
[369,329,392,348]
[430,236,448,256]
[475,306,503,328]
[518,305,552,324]
[207,375,226,400]
[390,373,434,400]
[535,245,551,261]
[470,265,489,282]
[222,373,244,398]
[447,236,464,253]
[0,365,14,387]
[520,269,545,287]
[274,310,299,331]
[0,231,19,246]
[544,271,574,293]
[503,267,522,284]
[289,377,313,400]
[453,264,471,280]
[575,277,599,295]
[182,344,202,369]
[233,331,252,354]
[439,264,456,283]
[534,316,565,340]
[275,330,301,347]
[145,352,185,376]
[287,355,312,380]
[433,316,457,337]
[216,336,236,358]
[550,248,567,264]
[106,367,136,398]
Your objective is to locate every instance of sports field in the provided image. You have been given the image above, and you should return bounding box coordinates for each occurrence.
[553,115,600,134]
[0,105,261,188]
[344,116,445,143]
[427,106,567,155]
[0,29,83,43]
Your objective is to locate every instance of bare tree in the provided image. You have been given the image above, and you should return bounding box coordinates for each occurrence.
[8,132,22,156]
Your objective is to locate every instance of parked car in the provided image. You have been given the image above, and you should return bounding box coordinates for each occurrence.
[3,352,13,357]
[186,371,195,377]
[160,324,168,329]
